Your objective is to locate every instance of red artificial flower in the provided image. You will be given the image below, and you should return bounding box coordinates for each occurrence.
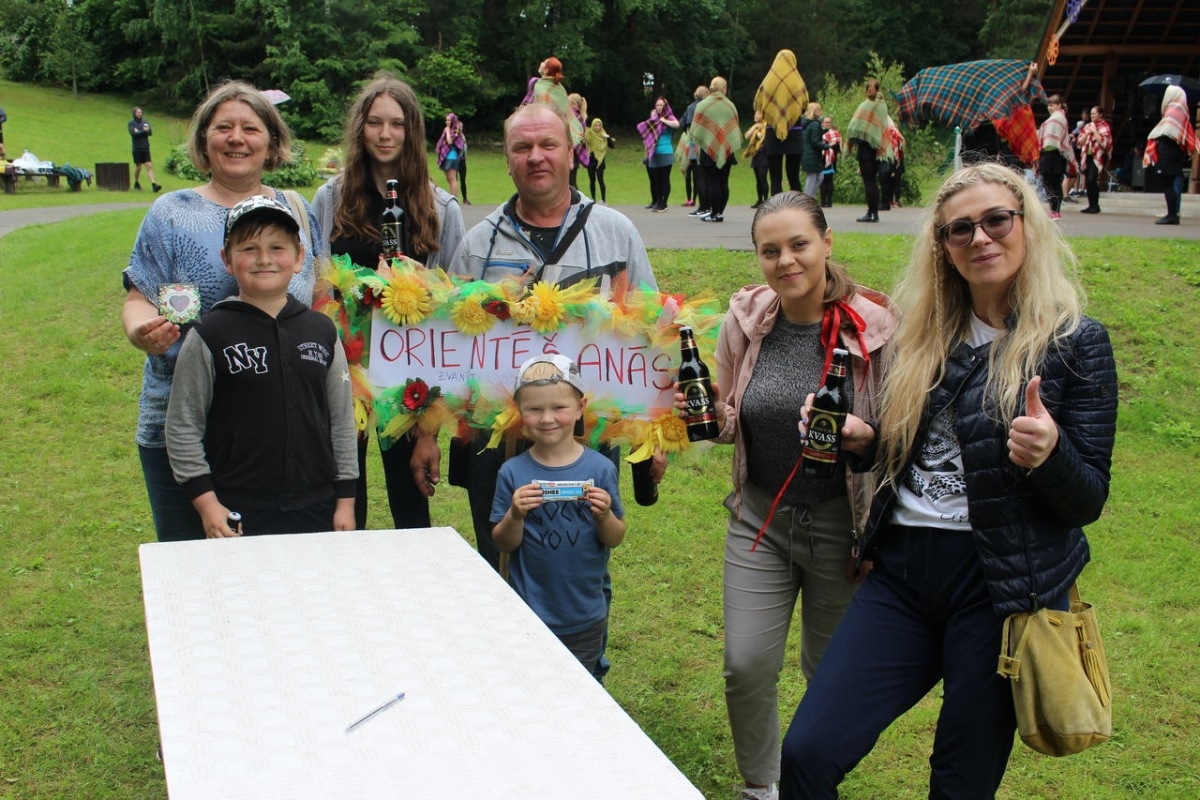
[484,299,511,321]
[343,334,365,364]
[361,286,383,307]
[403,379,430,411]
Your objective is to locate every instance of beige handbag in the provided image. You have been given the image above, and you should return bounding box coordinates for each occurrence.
[997,583,1112,756]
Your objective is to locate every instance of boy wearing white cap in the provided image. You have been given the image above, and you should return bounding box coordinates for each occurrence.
[491,355,627,678]
[165,196,357,537]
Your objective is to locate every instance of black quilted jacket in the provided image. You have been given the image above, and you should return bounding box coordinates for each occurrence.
[863,316,1118,616]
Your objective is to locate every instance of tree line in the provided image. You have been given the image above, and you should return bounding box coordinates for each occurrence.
[0,0,1048,141]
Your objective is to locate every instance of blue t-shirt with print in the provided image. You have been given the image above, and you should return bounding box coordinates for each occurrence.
[491,448,624,635]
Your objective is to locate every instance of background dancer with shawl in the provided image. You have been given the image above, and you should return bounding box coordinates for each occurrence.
[847,78,887,223]
[819,116,841,208]
[755,50,808,196]
[1144,85,1196,226]
[1077,106,1111,214]
[877,115,903,211]
[638,96,680,211]
[680,85,709,208]
[522,57,586,154]
[585,117,614,203]
[1038,95,1076,219]
[568,93,590,189]
[691,76,743,223]
[743,110,770,208]
[436,112,467,202]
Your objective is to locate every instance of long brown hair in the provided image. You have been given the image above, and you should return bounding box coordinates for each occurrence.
[333,73,439,256]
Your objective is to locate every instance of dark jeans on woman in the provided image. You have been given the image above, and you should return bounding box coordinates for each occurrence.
[855,140,879,215]
[1039,150,1066,213]
[820,172,835,207]
[768,153,802,196]
[459,156,468,203]
[140,445,204,541]
[355,432,431,531]
[1156,136,1185,218]
[587,159,607,203]
[702,159,733,215]
[1084,157,1102,210]
[780,527,1070,799]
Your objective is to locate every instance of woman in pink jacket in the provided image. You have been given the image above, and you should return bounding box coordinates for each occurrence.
[700,191,897,800]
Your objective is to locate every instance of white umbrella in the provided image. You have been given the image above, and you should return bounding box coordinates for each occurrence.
[261,89,291,105]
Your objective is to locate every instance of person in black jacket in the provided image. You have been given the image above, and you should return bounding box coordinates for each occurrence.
[128,107,161,192]
[165,196,357,537]
[780,162,1118,799]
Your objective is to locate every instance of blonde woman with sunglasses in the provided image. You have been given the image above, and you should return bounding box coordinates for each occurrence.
[780,163,1118,799]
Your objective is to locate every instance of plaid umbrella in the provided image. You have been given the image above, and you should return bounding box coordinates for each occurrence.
[895,60,1047,132]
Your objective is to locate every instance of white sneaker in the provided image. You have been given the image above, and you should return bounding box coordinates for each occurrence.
[738,785,777,800]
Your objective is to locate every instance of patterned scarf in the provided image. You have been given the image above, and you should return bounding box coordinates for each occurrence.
[435,114,466,164]
[1038,109,1077,168]
[994,105,1040,165]
[1144,86,1197,165]
[754,49,809,140]
[742,122,767,160]
[1078,117,1113,168]
[690,92,744,168]
[636,101,677,159]
[822,126,841,169]
[846,97,888,151]
[585,119,610,164]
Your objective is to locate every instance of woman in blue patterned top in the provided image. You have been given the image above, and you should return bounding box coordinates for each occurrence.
[121,80,320,542]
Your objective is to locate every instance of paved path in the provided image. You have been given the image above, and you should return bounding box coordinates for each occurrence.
[4,198,1198,247]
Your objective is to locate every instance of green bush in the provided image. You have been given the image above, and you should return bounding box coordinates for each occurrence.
[164,141,319,188]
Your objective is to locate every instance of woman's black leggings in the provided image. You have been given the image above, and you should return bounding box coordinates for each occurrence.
[587,159,607,202]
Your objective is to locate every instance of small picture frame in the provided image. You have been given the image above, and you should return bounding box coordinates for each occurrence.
[158,283,201,325]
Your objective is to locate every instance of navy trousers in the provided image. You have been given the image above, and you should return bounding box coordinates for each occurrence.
[780,527,1067,799]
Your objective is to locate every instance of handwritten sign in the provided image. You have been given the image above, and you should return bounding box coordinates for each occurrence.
[368,311,676,414]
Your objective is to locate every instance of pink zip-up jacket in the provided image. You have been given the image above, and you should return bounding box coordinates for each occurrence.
[714,283,898,534]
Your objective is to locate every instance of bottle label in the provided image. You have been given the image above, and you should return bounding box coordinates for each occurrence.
[803,409,845,462]
[381,221,402,258]
[679,377,716,424]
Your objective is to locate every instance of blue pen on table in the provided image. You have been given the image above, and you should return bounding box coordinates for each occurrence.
[345,692,405,733]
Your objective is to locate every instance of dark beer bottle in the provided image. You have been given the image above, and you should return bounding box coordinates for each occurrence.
[678,326,719,442]
[630,459,658,506]
[380,179,405,262]
[226,511,242,535]
[801,347,849,479]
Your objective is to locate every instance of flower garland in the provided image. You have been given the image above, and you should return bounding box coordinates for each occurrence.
[316,255,723,455]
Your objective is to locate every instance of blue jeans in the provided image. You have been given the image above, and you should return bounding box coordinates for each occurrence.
[780,526,1069,799]
[139,445,204,542]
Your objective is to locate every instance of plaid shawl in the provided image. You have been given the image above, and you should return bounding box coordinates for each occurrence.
[822,126,841,169]
[585,119,611,164]
[742,121,767,160]
[435,114,467,167]
[636,101,678,159]
[691,92,744,168]
[754,49,808,139]
[1078,118,1113,169]
[1038,108,1077,169]
[994,104,1039,165]
[1145,85,1197,165]
[572,106,590,167]
[846,97,888,150]
[895,60,1046,132]
[879,118,904,162]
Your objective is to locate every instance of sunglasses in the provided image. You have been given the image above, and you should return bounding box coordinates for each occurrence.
[939,209,1023,248]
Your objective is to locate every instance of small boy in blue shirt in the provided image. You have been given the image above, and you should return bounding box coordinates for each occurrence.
[491,355,627,678]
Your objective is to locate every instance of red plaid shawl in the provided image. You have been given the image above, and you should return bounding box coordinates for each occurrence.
[691,93,743,168]
[1038,109,1078,170]
[994,105,1040,166]
[1145,86,1197,166]
[1078,118,1113,169]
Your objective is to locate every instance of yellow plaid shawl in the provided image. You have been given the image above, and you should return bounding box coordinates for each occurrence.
[754,49,808,139]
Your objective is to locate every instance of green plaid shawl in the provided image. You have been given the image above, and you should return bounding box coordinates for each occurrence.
[846,97,888,150]
[691,92,744,168]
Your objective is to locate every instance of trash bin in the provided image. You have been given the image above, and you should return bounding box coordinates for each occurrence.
[95,162,130,192]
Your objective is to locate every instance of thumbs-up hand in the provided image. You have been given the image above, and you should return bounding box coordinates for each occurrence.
[1008,376,1059,470]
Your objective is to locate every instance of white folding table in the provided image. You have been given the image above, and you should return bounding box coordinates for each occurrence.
[139,527,703,799]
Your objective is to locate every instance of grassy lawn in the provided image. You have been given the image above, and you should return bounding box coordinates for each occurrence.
[1,206,1198,798]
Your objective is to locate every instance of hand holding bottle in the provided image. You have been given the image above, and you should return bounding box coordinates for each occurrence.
[798,392,876,457]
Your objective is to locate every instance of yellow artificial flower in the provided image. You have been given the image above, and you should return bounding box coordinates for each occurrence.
[509,297,538,326]
[450,297,496,336]
[526,281,568,333]
[380,272,432,326]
